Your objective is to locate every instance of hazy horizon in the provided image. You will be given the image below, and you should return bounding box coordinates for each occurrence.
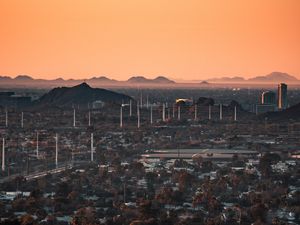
[1,0,300,80]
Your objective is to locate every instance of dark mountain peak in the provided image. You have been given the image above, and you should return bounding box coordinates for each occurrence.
[89,76,117,83]
[37,83,131,107]
[153,76,175,83]
[0,76,12,81]
[249,72,298,83]
[127,76,175,84]
[127,76,148,83]
[73,82,91,89]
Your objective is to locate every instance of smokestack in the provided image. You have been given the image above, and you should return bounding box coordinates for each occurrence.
[178,106,181,120]
[2,138,5,171]
[73,109,76,127]
[120,105,123,128]
[234,106,237,121]
[88,111,91,126]
[194,104,198,120]
[129,100,132,117]
[91,133,94,162]
[208,105,211,120]
[55,133,58,167]
[36,132,39,158]
[219,104,223,120]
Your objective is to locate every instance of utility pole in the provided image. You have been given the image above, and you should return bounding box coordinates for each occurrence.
[194,104,197,120]
[177,106,181,120]
[88,111,91,126]
[209,105,212,120]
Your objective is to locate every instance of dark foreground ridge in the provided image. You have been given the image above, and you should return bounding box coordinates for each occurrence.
[36,82,132,107]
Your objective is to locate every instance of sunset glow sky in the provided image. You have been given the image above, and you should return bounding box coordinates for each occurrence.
[0,0,299,80]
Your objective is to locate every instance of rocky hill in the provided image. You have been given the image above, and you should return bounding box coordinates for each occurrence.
[36,83,132,107]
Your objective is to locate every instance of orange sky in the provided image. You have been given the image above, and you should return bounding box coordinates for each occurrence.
[0,0,299,80]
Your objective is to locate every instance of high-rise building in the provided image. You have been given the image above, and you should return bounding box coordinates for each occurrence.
[261,91,276,105]
[277,83,287,110]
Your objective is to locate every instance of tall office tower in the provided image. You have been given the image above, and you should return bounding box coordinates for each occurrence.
[261,91,276,105]
[277,83,287,110]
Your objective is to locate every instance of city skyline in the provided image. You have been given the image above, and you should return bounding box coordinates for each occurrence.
[1,0,300,80]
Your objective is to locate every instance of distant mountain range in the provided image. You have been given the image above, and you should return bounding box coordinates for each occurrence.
[0,72,299,88]
[0,75,176,88]
[206,72,299,83]
[36,82,132,107]
[127,76,175,84]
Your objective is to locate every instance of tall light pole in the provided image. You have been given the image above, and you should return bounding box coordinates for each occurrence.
[234,106,237,121]
[194,104,198,120]
[55,134,58,167]
[91,133,94,162]
[2,138,5,171]
[209,105,212,120]
[73,109,76,127]
[219,104,223,120]
[146,95,149,109]
[88,111,91,126]
[129,100,132,117]
[137,102,140,128]
[172,104,175,118]
[177,106,181,120]
[36,132,39,158]
[150,105,153,124]
[162,103,166,122]
[120,105,123,128]
[5,110,8,127]
[21,112,24,128]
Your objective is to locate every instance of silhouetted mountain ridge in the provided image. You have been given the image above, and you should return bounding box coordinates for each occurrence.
[206,72,299,83]
[37,83,132,107]
[127,76,175,84]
